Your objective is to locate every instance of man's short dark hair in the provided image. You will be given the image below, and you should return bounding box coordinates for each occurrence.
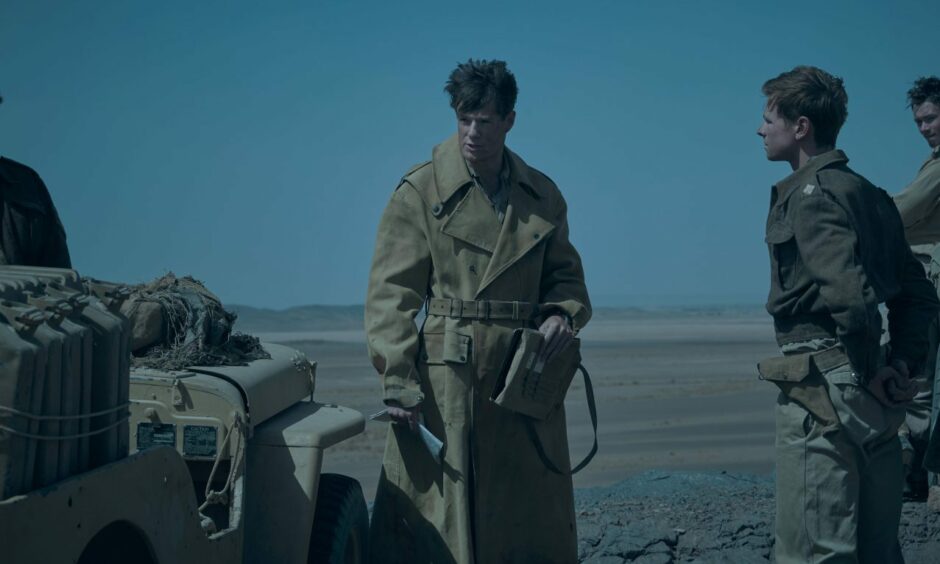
[907,76,940,108]
[445,59,518,118]
[762,66,848,147]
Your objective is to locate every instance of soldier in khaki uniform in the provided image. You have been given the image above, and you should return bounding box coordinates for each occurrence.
[892,76,940,505]
[365,60,590,564]
[756,66,938,563]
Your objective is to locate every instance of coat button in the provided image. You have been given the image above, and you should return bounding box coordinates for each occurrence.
[533,233,540,239]
[431,203,443,215]
[469,265,477,274]
[460,355,466,362]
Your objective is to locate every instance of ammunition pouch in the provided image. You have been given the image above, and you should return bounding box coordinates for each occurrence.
[758,347,848,426]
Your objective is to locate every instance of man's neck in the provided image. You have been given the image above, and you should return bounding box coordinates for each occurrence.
[789,144,834,171]
[470,149,505,194]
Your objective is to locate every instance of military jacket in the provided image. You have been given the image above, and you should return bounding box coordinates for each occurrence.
[765,150,937,381]
[365,134,591,564]
[0,157,71,268]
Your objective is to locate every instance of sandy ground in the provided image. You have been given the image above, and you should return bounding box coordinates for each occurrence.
[259,313,781,500]
[255,313,940,560]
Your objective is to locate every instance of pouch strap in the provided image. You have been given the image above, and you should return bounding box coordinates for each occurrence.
[427,298,536,321]
[525,363,598,475]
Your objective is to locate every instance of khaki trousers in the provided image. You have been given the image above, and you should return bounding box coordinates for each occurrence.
[900,311,938,487]
[775,367,906,564]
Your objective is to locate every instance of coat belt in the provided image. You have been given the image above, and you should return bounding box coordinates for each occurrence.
[427,298,536,321]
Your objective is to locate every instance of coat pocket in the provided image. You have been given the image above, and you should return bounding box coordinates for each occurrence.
[758,352,838,426]
[765,222,801,290]
[419,331,471,365]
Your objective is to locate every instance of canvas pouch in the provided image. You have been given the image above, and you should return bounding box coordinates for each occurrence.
[758,350,842,426]
[491,328,581,420]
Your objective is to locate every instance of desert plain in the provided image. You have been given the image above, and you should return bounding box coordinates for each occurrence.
[238,306,781,500]
[236,305,940,561]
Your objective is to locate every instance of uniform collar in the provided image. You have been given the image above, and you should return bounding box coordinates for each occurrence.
[432,134,541,205]
[772,149,848,204]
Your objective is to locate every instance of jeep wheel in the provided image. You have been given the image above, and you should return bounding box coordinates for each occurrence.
[308,473,369,564]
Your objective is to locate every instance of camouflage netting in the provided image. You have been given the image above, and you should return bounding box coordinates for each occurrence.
[109,273,269,370]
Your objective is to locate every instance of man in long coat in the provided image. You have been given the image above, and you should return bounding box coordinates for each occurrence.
[365,59,591,564]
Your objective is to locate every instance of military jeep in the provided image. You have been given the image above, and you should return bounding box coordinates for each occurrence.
[0,266,368,563]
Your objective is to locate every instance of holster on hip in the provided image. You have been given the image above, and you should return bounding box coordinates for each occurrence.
[758,349,842,426]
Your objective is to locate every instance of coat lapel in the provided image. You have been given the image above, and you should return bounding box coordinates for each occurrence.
[476,159,555,297]
[440,185,501,253]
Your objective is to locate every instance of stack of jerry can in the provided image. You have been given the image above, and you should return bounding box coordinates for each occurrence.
[0,266,130,499]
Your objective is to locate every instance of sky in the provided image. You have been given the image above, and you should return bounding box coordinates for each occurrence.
[1,1,937,308]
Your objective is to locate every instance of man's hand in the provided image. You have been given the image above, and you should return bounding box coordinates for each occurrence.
[867,360,916,407]
[386,405,420,432]
[538,314,573,362]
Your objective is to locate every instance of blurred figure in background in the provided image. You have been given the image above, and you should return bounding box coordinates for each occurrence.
[893,76,940,507]
[0,94,71,268]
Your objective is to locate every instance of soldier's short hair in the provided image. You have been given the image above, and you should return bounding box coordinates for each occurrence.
[762,66,848,147]
[445,59,518,118]
[907,76,940,108]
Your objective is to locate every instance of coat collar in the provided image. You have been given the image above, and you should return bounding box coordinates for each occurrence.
[772,149,848,205]
[0,157,45,212]
[924,145,940,170]
[0,157,16,185]
[431,134,541,205]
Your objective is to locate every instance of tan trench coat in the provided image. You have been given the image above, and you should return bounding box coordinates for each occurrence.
[365,135,591,564]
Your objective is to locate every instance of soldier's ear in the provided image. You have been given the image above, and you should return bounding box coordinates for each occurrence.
[504,110,516,132]
[794,116,812,141]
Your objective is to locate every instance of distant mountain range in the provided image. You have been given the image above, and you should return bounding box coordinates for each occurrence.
[228,303,766,333]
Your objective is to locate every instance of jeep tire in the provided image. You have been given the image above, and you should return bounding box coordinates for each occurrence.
[308,473,369,564]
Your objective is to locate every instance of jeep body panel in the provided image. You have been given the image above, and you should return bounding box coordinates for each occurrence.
[244,400,365,563]
[0,446,241,564]
[187,342,314,432]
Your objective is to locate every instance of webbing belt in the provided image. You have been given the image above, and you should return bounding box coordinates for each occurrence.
[427,298,537,321]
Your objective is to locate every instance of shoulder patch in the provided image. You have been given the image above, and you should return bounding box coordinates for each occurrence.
[802,184,816,195]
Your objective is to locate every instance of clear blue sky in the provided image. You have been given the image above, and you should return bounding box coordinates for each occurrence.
[2,1,937,308]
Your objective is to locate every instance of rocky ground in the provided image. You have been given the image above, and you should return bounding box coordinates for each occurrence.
[575,471,940,563]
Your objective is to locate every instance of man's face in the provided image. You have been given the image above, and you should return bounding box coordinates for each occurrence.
[913,101,940,148]
[757,104,799,163]
[457,103,515,166]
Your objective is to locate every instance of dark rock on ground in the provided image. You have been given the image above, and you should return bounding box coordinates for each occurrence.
[575,470,940,563]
